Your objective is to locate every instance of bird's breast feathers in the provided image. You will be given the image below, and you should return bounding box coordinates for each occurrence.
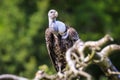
[55,21,66,34]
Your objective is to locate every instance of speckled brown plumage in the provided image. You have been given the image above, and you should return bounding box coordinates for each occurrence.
[45,26,79,72]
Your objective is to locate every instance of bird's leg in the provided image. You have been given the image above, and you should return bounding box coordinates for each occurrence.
[57,63,64,79]
[58,63,62,73]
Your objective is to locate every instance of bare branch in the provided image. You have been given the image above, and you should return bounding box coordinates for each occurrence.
[0,74,28,80]
[98,44,120,57]
[1,34,119,80]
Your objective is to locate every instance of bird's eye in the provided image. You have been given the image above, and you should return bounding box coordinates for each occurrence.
[50,11,53,13]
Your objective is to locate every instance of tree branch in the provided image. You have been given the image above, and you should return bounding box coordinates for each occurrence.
[1,34,120,80]
[0,74,28,80]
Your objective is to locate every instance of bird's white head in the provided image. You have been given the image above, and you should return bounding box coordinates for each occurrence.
[48,9,58,19]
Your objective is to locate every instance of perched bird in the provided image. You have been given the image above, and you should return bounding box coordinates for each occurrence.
[45,9,80,73]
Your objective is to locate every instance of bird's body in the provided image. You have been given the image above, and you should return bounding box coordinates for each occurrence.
[45,9,80,72]
[45,26,79,72]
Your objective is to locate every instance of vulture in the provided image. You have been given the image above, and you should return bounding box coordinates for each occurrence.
[45,9,81,73]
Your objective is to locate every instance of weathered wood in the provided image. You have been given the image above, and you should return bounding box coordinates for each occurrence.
[0,34,120,80]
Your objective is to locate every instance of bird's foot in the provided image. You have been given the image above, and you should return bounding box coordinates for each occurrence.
[57,71,64,78]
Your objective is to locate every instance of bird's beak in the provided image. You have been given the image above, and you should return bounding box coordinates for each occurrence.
[55,11,58,18]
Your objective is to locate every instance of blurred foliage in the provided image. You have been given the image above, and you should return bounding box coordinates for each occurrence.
[0,0,120,79]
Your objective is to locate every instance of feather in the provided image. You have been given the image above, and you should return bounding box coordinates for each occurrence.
[45,9,81,72]
[45,26,80,72]
[56,21,66,34]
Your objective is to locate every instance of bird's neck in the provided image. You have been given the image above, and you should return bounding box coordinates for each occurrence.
[48,18,56,27]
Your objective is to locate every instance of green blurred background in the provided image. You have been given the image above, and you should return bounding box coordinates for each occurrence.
[0,0,120,80]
